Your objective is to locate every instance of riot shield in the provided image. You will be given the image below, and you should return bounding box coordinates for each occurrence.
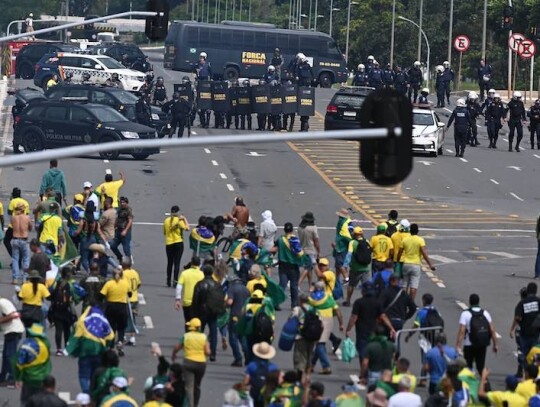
[196,80,212,110]
[174,83,194,102]
[211,81,230,113]
[236,87,252,115]
[270,84,284,115]
[228,86,238,115]
[251,84,271,114]
[282,84,298,115]
[297,86,315,116]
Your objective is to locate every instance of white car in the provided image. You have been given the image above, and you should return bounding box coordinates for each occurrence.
[43,53,145,91]
[412,107,446,156]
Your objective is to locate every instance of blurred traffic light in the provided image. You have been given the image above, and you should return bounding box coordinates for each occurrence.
[145,0,170,41]
[502,5,513,29]
[359,89,413,186]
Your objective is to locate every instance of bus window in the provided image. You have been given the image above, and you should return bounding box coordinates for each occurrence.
[243,31,255,48]
[186,26,198,42]
[221,30,233,46]
[327,40,341,56]
[255,32,266,50]
[267,33,278,51]
[211,28,221,46]
[277,33,290,53]
[200,29,210,47]
[303,36,320,55]
[288,35,299,54]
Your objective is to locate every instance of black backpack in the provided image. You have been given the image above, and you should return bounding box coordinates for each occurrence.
[249,360,270,404]
[353,239,372,265]
[205,281,226,317]
[252,310,274,343]
[385,220,399,237]
[299,307,323,342]
[424,308,445,330]
[468,309,491,347]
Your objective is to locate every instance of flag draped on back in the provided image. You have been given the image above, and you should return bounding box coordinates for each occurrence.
[66,306,115,358]
[189,226,216,254]
[262,270,286,307]
[58,225,80,267]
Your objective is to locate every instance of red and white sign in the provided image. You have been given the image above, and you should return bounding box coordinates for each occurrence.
[453,35,470,52]
[509,33,525,51]
[518,39,536,59]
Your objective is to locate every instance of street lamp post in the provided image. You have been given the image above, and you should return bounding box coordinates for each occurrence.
[330,7,339,37]
[417,0,423,61]
[448,0,454,62]
[390,0,396,67]
[314,0,319,30]
[345,0,359,62]
[398,15,430,89]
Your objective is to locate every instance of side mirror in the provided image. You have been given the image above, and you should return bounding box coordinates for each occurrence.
[95,64,102,70]
[437,122,445,127]
[84,117,97,124]
[359,89,413,186]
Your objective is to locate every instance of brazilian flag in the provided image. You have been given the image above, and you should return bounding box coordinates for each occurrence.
[334,215,352,254]
[229,239,252,260]
[189,226,216,254]
[66,306,115,358]
[262,270,286,307]
[58,225,79,267]
[458,367,480,403]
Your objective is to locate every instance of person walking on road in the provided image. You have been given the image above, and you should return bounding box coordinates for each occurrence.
[455,293,498,374]
[505,91,527,152]
[510,282,540,370]
[274,222,304,308]
[258,210,277,252]
[477,59,493,102]
[11,203,32,284]
[447,98,475,158]
[0,293,25,386]
[18,270,50,328]
[370,224,394,273]
[343,226,372,307]
[298,211,320,286]
[227,274,250,367]
[390,219,410,278]
[164,206,190,287]
[110,197,133,263]
[39,160,67,206]
[396,223,436,301]
[175,257,204,330]
[96,170,126,209]
[333,208,352,283]
[485,93,505,149]
[171,317,211,407]
[380,274,416,333]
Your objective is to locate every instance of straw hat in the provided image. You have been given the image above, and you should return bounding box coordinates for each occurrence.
[89,243,106,255]
[252,342,276,360]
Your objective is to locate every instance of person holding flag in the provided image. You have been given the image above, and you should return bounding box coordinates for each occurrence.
[66,305,115,393]
[189,217,216,261]
[332,209,352,283]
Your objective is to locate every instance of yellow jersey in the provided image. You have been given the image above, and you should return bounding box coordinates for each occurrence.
[8,197,30,215]
[122,268,141,303]
[178,267,204,307]
[100,278,130,303]
[38,213,63,247]
[181,331,207,363]
[19,282,50,306]
[391,231,410,262]
[322,270,336,296]
[143,402,173,407]
[246,277,267,294]
[163,216,188,245]
[97,179,124,208]
[487,391,527,407]
[370,234,394,262]
[400,235,426,264]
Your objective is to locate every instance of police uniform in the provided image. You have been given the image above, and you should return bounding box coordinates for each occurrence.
[382,66,394,89]
[368,66,383,89]
[297,61,314,87]
[506,98,527,151]
[528,102,540,149]
[466,99,481,146]
[287,58,299,83]
[447,104,474,157]
[197,61,212,81]
[442,67,454,105]
[271,54,283,81]
[393,69,408,95]
[477,63,493,101]
[135,96,152,126]
[152,83,168,106]
[417,93,429,105]
[164,96,191,138]
[486,100,505,148]
[352,71,369,87]
[407,67,422,103]
[435,71,445,108]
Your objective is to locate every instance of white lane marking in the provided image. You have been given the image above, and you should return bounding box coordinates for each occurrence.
[425,272,434,278]
[436,282,446,288]
[444,108,453,113]
[456,301,468,310]
[507,166,522,171]
[496,332,502,339]
[489,251,521,259]
[431,255,458,264]
[144,316,154,329]
[58,392,73,404]
[534,154,540,158]
[459,157,468,162]
[204,148,211,154]
[138,293,146,305]
[510,192,524,201]
[211,160,218,166]
[503,138,508,142]
[219,173,227,179]
[490,179,499,185]
[192,131,198,135]
[103,159,109,163]
[226,184,235,191]
[446,149,454,153]
[473,167,482,173]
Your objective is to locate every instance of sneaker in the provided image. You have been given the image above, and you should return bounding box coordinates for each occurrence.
[56,350,64,356]
[342,301,351,307]
[231,360,243,367]
[332,337,342,354]
[126,337,136,346]
[320,368,332,375]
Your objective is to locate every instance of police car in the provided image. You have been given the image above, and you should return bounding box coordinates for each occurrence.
[34,52,146,91]
[412,106,446,156]
[324,86,373,130]
[13,99,159,160]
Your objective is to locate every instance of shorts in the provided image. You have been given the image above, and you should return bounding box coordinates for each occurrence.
[402,263,421,289]
[303,253,317,271]
[334,252,346,269]
[349,270,371,288]
[371,260,384,273]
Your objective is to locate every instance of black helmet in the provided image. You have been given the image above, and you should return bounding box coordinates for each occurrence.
[173,92,180,99]
[157,76,164,82]
[182,76,191,83]
[145,73,154,82]
[82,72,91,80]
[112,73,119,80]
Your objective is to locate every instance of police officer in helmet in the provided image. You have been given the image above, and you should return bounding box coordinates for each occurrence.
[271,48,283,81]
[152,76,168,107]
[407,61,422,103]
[368,60,383,89]
[163,92,191,138]
[263,65,277,85]
[239,79,252,130]
[505,91,527,152]
[182,76,197,127]
[466,91,481,146]
[135,93,152,126]
[141,73,154,97]
[417,88,429,105]
[352,64,369,87]
[528,99,540,149]
[441,61,454,106]
[196,52,212,81]
[435,65,445,108]
[447,98,474,158]
[382,63,394,89]
[485,93,505,148]
[393,66,408,95]
[297,56,314,87]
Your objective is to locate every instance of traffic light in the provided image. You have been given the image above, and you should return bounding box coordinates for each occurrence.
[359,89,413,186]
[145,0,170,41]
[503,6,513,29]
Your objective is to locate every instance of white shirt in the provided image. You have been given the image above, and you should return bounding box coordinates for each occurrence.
[25,17,33,27]
[88,192,100,219]
[0,298,25,335]
[458,306,492,346]
[388,392,422,407]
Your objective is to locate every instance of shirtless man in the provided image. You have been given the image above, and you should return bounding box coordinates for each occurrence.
[225,197,250,238]
[11,204,32,284]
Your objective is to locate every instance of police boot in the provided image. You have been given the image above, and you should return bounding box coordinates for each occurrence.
[205,112,211,128]
[247,116,252,130]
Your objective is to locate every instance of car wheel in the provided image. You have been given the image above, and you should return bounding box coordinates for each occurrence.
[24,131,45,152]
[19,64,34,80]
[132,153,150,160]
[98,135,120,160]
[438,145,444,155]
[318,72,333,88]
[224,67,239,81]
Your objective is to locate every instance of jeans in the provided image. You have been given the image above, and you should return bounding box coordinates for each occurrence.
[111,228,132,261]
[0,332,21,381]
[166,242,184,285]
[519,335,539,368]
[229,319,248,363]
[278,262,300,307]
[312,342,331,369]
[535,240,540,278]
[80,235,98,272]
[11,238,30,281]
[356,335,369,359]
[183,359,206,407]
[368,370,382,387]
[202,317,217,358]
[78,354,101,393]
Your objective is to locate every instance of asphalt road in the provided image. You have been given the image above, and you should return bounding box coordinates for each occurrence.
[0,52,537,405]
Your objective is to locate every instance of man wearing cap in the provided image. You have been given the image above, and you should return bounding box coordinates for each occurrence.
[82,181,99,219]
[298,211,320,286]
[0,293,25,386]
[39,160,67,206]
[143,383,171,406]
[100,376,138,406]
[163,205,190,287]
[175,256,204,329]
[110,196,133,262]
[14,323,52,404]
[96,170,126,208]
[11,203,32,284]
[243,342,279,407]
[63,194,85,250]
[478,368,526,406]
[343,226,371,306]
[274,222,305,308]
[390,220,411,278]
[75,392,91,407]
[370,224,394,273]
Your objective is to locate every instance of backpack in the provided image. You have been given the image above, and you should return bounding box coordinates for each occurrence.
[288,235,303,256]
[299,307,323,342]
[278,315,300,351]
[385,220,399,237]
[252,309,274,343]
[205,281,226,317]
[422,308,445,344]
[249,360,270,404]
[353,239,372,265]
[468,309,491,347]
[51,282,71,311]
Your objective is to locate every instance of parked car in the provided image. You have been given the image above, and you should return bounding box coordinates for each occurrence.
[324,86,373,130]
[15,42,78,79]
[90,43,152,72]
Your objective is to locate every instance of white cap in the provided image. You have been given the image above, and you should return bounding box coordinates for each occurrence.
[457,98,466,107]
[468,91,478,99]
[400,219,410,228]
[76,393,91,405]
[153,383,165,391]
[83,181,92,188]
[112,376,128,388]
[414,61,421,67]
[105,169,112,175]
